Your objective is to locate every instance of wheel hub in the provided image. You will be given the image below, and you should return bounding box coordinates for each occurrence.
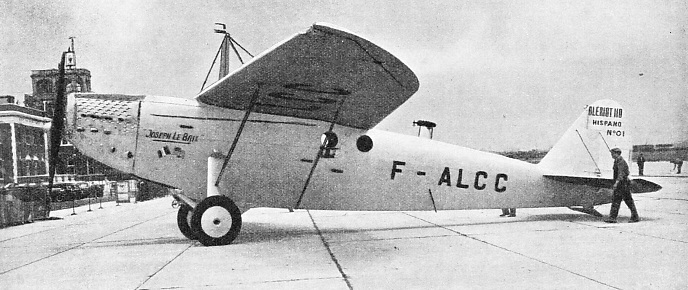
[200,206,232,238]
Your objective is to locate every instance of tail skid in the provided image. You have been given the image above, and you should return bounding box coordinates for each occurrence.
[568,206,604,217]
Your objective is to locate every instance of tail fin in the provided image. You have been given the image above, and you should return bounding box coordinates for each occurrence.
[538,100,631,177]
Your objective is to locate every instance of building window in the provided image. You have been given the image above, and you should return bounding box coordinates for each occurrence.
[32,160,39,176]
[24,134,34,145]
[23,161,30,177]
[67,157,76,175]
[36,79,53,94]
[66,81,82,93]
[43,101,54,117]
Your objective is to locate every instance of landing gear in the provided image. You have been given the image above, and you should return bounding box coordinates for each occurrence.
[190,195,242,246]
[176,204,197,240]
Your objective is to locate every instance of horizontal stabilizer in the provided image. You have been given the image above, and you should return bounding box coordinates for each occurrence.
[544,175,662,193]
[630,178,663,193]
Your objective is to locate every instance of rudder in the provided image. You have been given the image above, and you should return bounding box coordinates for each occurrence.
[538,99,631,178]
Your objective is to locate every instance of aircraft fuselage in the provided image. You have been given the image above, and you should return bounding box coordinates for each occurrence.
[65,93,611,212]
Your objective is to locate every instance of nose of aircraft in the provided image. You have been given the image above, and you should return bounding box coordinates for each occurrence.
[61,93,143,174]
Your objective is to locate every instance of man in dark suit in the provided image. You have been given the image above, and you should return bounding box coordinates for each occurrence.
[605,148,640,223]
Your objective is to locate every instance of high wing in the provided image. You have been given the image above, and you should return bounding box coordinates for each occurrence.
[196,23,419,129]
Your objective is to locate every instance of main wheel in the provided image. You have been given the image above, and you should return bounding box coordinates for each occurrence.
[191,195,242,246]
[177,204,197,240]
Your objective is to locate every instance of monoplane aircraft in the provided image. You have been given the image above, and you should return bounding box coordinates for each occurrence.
[48,23,661,246]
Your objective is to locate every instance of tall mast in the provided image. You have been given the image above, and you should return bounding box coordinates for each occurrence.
[199,23,254,92]
[216,23,230,78]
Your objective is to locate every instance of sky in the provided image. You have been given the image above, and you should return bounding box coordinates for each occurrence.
[1,0,686,151]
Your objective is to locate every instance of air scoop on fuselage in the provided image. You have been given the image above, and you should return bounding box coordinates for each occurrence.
[65,93,145,174]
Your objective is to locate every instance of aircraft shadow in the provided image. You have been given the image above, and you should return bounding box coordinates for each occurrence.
[77,213,652,247]
[524,213,656,223]
[84,237,193,248]
[523,213,604,222]
[236,222,318,244]
[233,212,619,244]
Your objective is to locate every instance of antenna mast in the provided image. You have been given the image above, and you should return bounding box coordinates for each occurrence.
[200,23,254,92]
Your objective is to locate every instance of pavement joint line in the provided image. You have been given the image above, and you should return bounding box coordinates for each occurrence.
[595,225,688,244]
[569,211,688,244]
[307,210,354,290]
[136,243,194,290]
[625,231,688,244]
[650,197,688,202]
[0,202,140,244]
[402,212,623,290]
[0,210,172,276]
[0,227,55,243]
[627,208,686,216]
[173,276,346,289]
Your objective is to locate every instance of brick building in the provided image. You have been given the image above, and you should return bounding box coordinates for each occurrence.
[0,100,50,185]
[5,45,125,185]
[24,46,91,117]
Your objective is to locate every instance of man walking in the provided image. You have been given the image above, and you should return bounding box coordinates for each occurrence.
[605,148,640,223]
[637,153,645,176]
[675,157,683,174]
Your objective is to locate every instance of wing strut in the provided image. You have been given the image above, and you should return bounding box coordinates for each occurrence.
[214,86,261,186]
[294,97,347,209]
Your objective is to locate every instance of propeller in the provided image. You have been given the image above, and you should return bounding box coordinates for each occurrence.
[46,51,68,211]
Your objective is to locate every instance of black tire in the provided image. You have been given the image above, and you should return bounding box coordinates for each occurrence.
[190,195,242,246]
[177,205,197,240]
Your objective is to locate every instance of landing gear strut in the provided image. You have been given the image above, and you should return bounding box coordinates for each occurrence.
[175,148,244,246]
[190,195,242,246]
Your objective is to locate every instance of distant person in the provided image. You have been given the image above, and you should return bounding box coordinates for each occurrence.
[500,208,516,217]
[605,148,640,223]
[674,157,683,174]
[637,153,645,176]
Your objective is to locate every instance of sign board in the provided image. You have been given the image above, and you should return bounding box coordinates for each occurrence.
[585,99,631,173]
[116,181,130,203]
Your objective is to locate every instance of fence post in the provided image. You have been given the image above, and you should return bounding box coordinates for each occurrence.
[71,195,77,216]
[1,194,6,228]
